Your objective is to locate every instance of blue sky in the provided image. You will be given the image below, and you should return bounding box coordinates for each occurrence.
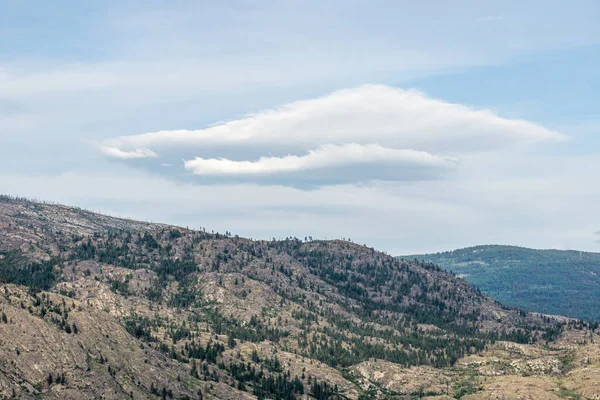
[1,1,599,254]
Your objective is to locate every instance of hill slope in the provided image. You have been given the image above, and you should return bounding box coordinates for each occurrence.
[404,245,600,321]
[1,196,600,399]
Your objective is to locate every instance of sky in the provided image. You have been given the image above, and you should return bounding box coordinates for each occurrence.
[1,1,599,254]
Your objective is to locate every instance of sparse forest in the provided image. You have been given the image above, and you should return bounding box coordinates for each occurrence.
[0,196,598,399]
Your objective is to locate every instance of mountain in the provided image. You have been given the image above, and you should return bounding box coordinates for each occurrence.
[1,195,599,399]
[403,245,600,321]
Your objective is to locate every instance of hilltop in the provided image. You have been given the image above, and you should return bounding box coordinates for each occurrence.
[1,196,599,399]
[404,245,600,321]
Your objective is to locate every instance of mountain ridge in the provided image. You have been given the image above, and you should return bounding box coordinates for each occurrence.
[403,244,600,321]
[1,195,600,399]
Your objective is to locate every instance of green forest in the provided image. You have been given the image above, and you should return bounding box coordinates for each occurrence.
[404,245,600,321]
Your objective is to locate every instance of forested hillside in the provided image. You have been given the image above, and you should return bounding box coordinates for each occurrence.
[404,245,600,321]
[1,196,599,399]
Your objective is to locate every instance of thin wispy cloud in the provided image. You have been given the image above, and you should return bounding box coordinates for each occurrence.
[97,145,158,160]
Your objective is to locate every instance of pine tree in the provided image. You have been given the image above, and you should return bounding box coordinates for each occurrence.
[190,360,199,378]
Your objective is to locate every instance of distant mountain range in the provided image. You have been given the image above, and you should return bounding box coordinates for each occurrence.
[403,245,600,321]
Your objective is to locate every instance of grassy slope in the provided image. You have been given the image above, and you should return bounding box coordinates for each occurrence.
[403,245,600,321]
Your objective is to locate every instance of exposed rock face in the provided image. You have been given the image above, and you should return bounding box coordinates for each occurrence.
[0,195,599,399]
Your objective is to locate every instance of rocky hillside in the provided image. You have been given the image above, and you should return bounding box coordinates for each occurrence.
[404,245,600,321]
[0,196,599,399]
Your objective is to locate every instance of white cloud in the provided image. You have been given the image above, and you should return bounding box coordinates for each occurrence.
[99,85,565,185]
[1,1,598,255]
[184,143,454,176]
[2,153,600,254]
[104,85,565,155]
[98,145,158,159]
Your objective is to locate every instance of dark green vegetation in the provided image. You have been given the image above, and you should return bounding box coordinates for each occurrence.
[404,245,600,321]
[0,250,58,291]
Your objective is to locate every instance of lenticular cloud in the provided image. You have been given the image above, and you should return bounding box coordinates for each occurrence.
[97,85,566,185]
